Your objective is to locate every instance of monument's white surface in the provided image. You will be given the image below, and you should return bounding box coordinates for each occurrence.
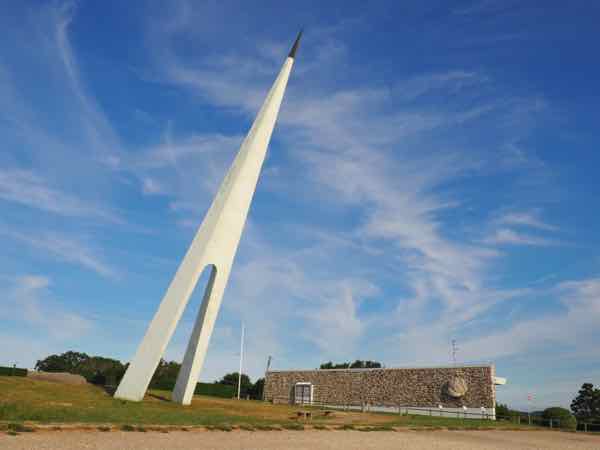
[114,33,301,405]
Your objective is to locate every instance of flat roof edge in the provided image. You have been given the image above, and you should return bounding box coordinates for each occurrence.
[267,364,493,373]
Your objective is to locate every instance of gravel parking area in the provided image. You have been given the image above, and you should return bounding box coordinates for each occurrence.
[2,430,600,450]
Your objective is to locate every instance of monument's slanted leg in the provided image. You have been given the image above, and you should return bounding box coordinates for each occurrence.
[113,244,211,401]
[172,265,226,405]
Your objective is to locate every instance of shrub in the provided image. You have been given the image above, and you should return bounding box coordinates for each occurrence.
[542,407,577,430]
[7,423,35,432]
[35,352,125,384]
[0,366,28,377]
[194,382,235,398]
[496,402,520,419]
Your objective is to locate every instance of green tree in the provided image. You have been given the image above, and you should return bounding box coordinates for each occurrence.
[350,360,382,369]
[149,359,181,390]
[35,351,89,373]
[320,360,382,369]
[249,377,265,400]
[543,407,577,430]
[571,383,600,422]
[218,372,253,397]
[496,402,520,419]
[34,351,125,385]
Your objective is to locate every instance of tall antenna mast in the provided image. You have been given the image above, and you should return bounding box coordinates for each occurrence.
[262,355,272,401]
[237,322,245,400]
[451,339,458,365]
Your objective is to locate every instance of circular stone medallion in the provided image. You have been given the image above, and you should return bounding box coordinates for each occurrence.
[446,376,468,398]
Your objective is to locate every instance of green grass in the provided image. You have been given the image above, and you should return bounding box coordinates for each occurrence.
[0,377,290,427]
[0,376,535,431]
[255,424,278,431]
[358,425,394,432]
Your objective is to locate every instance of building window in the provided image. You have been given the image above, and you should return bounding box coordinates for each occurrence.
[294,382,312,405]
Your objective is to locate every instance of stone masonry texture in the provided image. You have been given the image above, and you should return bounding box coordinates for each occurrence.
[264,366,495,408]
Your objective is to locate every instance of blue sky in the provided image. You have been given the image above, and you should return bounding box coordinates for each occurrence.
[1,0,599,410]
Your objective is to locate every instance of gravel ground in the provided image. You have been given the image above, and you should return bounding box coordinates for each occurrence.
[2,430,600,450]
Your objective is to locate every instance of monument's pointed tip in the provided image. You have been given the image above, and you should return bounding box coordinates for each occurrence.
[288,29,303,59]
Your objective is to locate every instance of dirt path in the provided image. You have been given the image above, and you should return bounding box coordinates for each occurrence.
[2,430,600,450]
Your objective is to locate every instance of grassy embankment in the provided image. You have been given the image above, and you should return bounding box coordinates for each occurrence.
[0,376,529,430]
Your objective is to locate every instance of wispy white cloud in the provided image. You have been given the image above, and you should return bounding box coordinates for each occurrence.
[482,210,559,246]
[0,169,120,222]
[497,211,557,231]
[141,177,163,195]
[0,2,128,230]
[460,277,600,363]
[2,275,93,340]
[1,228,116,279]
[483,228,556,246]
[393,71,488,102]
[54,1,122,166]
[123,132,243,216]
[302,281,376,354]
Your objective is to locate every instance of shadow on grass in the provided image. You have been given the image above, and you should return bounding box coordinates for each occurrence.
[99,385,117,396]
[147,393,171,402]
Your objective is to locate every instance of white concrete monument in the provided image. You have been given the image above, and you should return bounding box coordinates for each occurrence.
[114,32,301,405]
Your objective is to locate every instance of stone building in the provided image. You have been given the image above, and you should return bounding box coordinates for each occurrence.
[264,365,507,419]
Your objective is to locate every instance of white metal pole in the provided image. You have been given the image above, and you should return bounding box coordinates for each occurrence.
[237,322,245,400]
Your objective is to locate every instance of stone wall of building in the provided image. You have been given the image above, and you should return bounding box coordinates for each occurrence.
[264,365,495,408]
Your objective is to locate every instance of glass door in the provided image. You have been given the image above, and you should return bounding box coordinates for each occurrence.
[294,383,311,404]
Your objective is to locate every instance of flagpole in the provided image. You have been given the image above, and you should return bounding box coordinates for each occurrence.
[237,322,245,400]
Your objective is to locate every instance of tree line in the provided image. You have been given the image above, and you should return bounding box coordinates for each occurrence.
[319,360,382,369]
[34,351,265,399]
